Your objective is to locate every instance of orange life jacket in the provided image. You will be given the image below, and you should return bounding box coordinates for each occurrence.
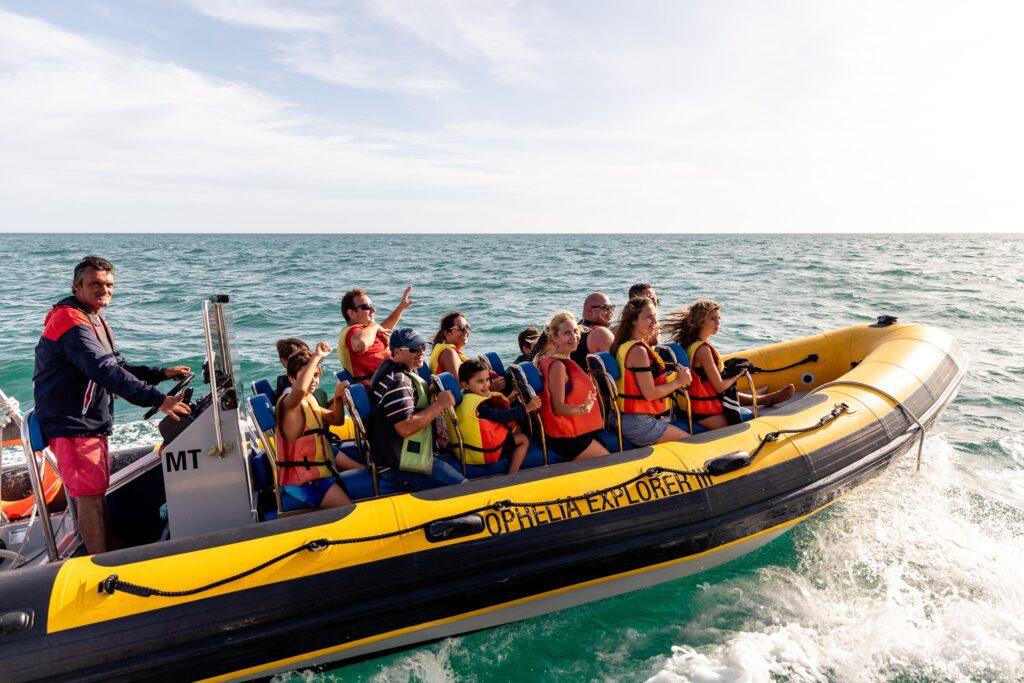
[686,340,724,416]
[615,340,671,415]
[275,395,333,486]
[538,356,603,438]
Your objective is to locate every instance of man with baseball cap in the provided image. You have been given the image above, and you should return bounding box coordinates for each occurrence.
[367,328,466,490]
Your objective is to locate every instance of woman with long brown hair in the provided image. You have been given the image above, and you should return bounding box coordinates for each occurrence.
[662,299,793,430]
[609,297,691,445]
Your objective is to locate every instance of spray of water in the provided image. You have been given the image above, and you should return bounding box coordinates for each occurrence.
[648,434,1024,682]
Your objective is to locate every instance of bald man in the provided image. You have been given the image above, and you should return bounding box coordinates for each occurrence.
[569,292,615,369]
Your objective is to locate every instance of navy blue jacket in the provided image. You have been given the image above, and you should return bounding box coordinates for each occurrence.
[33,296,168,438]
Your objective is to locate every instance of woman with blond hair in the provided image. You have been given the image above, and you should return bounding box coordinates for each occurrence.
[536,311,609,460]
[663,299,794,430]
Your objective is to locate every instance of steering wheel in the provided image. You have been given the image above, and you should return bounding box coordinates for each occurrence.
[143,372,195,420]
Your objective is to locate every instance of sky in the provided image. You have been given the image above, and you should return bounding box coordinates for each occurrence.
[1,1,1022,233]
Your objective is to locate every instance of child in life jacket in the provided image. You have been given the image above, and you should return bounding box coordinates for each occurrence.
[455,360,541,475]
[273,337,309,403]
[276,343,363,509]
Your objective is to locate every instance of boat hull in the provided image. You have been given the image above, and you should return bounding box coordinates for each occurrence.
[0,322,966,681]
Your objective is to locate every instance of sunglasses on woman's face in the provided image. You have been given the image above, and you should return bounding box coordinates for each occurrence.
[353,303,375,312]
[452,324,471,332]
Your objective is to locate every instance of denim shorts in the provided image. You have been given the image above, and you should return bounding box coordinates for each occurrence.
[613,412,670,447]
[282,477,338,508]
[380,457,466,491]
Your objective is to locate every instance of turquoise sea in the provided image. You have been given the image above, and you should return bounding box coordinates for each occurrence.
[2,233,1023,682]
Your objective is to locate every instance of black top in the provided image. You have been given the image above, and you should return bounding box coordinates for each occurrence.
[569,319,605,370]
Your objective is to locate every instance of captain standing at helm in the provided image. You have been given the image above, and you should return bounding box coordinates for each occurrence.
[338,286,414,385]
[33,256,192,555]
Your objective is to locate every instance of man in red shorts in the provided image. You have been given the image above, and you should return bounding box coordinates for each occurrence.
[33,256,192,554]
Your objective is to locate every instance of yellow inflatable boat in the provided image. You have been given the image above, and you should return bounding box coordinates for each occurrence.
[0,310,966,682]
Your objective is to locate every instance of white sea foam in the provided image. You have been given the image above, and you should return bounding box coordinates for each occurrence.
[648,434,1024,683]
[366,638,461,683]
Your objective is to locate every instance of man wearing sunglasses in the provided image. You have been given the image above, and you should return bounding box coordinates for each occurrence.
[338,286,414,385]
[569,292,615,369]
[368,328,465,491]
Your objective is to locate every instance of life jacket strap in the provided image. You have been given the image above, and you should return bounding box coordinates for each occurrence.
[461,442,503,454]
[274,457,330,468]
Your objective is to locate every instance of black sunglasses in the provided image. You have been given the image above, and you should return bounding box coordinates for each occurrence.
[352,303,375,312]
[452,323,471,332]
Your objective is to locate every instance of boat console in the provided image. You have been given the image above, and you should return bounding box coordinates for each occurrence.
[157,295,255,539]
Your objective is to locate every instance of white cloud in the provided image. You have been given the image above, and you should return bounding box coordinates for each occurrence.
[1,3,1022,233]
[367,0,560,88]
[181,0,340,33]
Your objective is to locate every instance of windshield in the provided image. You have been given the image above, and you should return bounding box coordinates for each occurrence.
[203,295,241,409]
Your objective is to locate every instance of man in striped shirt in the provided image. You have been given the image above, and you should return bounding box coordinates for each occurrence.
[367,328,465,490]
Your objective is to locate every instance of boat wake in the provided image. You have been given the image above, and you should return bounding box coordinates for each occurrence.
[648,434,1024,683]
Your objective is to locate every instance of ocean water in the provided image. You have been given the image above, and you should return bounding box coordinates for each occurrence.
[1,233,1023,682]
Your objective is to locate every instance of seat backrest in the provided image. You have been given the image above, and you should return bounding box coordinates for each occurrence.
[594,351,620,381]
[252,378,275,401]
[516,361,544,394]
[657,343,691,368]
[435,372,463,406]
[416,362,432,383]
[348,382,373,420]
[24,409,47,454]
[336,368,355,385]
[585,353,619,423]
[481,351,506,377]
[248,393,276,433]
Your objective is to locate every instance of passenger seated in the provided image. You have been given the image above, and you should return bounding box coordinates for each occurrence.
[369,328,467,491]
[456,359,541,475]
[513,326,541,365]
[628,284,660,345]
[429,312,505,392]
[338,286,414,385]
[537,312,609,461]
[276,343,363,509]
[569,293,615,369]
[609,297,691,445]
[273,337,309,402]
[628,283,659,307]
[663,299,795,430]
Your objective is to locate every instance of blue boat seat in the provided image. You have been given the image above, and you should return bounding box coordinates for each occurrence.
[250,377,276,402]
[24,408,47,454]
[480,351,506,378]
[416,362,432,383]
[247,389,392,518]
[584,352,633,452]
[656,343,690,369]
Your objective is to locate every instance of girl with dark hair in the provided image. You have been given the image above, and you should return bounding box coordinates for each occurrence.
[609,297,691,446]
